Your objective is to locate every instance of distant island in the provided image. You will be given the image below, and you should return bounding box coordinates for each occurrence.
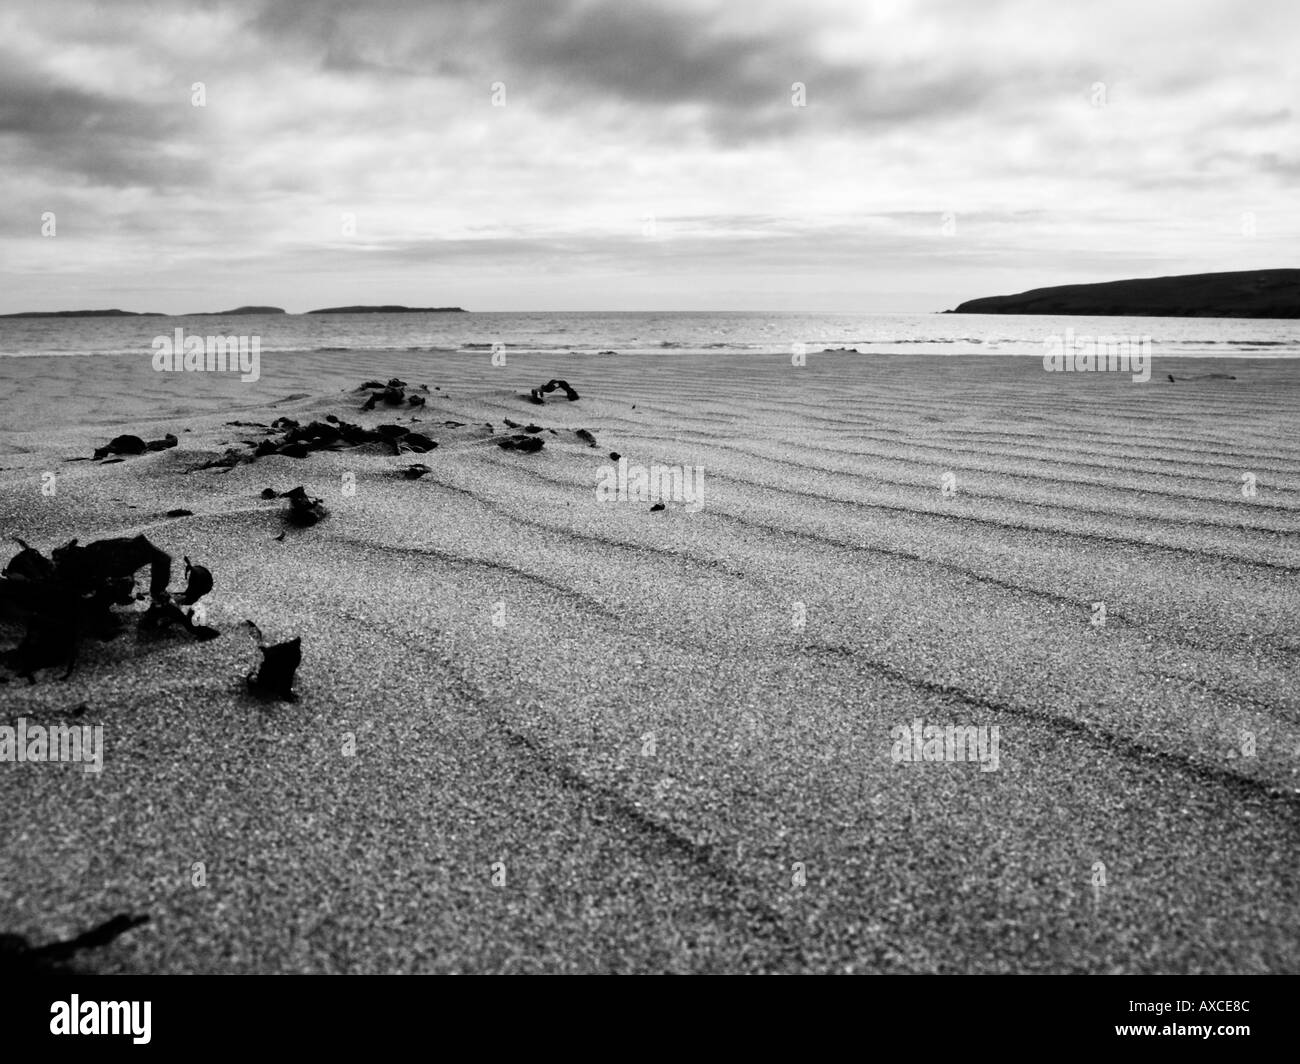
[185,306,287,316]
[0,304,466,317]
[0,309,165,318]
[304,305,466,314]
[946,268,1300,318]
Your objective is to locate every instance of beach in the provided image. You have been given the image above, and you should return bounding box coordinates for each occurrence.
[1,348,1297,974]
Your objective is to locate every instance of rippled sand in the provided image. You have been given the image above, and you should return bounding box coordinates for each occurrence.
[1,349,1297,973]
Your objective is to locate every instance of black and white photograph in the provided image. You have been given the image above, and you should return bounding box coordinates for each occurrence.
[0,0,1295,1028]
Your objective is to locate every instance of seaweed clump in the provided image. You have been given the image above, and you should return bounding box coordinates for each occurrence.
[0,535,219,682]
[527,379,579,404]
[245,621,302,701]
[0,913,149,974]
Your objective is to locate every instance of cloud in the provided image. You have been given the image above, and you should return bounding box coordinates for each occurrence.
[0,47,205,190]
[0,0,1297,312]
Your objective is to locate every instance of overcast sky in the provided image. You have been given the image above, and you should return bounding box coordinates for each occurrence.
[1,0,1295,313]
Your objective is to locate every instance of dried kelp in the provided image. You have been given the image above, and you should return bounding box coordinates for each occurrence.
[93,433,177,460]
[0,913,150,974]
[497,435,545,453]
[245,621,302,701]
[280,486,328,527]
[527,379,580,404]
[0,535,218,681]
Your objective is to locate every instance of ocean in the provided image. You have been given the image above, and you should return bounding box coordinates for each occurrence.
[1,310,1298,359]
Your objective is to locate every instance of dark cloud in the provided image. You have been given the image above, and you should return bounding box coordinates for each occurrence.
[0,49,182,143]
[0,0,1296,312]
[0,48,206,189]
[236,0,1031,143]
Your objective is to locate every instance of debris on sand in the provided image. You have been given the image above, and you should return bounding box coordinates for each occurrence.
[527,379,580,404]
[178,557,213,604]
[191,448,244,473]
[403,464,432,479]
[91,434,144,457]
[650,502,665,512]
[280,486,328,527]
[359,377,409,410]
[92,434,145,458]
[575,429,597,447]
[400,433,437,454]
[3,538,55,581]
[1,913,149,974]
[245,621,301,701]
[165,508,194,518]
[92,432,178,460]
[609,451,621,461]
[497,434,545,453]
[0,535,219,681]
[197,392,443,469]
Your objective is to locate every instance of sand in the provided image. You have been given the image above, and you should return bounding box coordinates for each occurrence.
[1,348,1297,973]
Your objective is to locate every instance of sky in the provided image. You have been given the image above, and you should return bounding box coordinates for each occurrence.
[0,0,1296,313]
